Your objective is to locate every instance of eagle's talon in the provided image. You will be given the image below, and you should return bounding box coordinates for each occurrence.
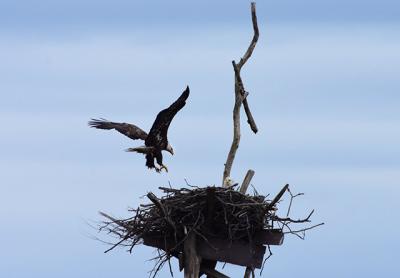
[160,165,168,173]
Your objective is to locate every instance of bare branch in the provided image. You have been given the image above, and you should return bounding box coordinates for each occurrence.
[286,188,304,217]
[273,209,314,223]
[237,1,259,134]
[267,184,289,209]
[240,169,255,194]
[283,223,325,237]
[260,245,273,275]
[243,98,258,133]
[237,3,259,69]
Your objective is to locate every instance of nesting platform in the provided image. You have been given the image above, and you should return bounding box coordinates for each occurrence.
[100,185,291,276]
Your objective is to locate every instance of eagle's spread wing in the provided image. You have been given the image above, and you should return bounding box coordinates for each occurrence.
[88,118,148,140]
[146,86,190,147]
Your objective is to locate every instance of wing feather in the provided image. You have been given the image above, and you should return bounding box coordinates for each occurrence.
[88,118,148,140]
[146,86,190,147]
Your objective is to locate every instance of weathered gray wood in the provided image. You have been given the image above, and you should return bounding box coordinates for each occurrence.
[222,1,260,186]
[240,170,255,194]
[236,0,259,134]
[222,79,243,187]
[184,232,201,278]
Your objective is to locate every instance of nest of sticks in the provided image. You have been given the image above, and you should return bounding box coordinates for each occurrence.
[99,184,322,276]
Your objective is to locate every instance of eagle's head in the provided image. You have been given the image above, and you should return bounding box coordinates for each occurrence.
[166,143,174,155]
[224,177,234,187]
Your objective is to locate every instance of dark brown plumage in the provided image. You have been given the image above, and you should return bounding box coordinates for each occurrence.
[88,119,148,140]
[89,86,189,172]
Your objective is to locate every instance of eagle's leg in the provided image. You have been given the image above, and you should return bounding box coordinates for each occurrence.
[155,152,168,173]
[145,153,161,173]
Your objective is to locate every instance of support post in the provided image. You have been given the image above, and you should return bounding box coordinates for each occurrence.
[240,170,256,278]
[184,232,201,278]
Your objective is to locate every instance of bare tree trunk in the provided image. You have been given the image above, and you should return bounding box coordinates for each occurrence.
[222,2,259,186]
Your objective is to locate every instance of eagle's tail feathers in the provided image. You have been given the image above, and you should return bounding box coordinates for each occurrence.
[125,146,154,154]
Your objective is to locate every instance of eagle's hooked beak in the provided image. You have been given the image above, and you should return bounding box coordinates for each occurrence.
[166,144,174,155]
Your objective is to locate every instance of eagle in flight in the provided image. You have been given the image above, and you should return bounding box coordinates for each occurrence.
[89,86,189,173]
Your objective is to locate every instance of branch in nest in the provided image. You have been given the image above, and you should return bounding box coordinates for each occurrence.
[272,209,314,223]
[267,184,289,209]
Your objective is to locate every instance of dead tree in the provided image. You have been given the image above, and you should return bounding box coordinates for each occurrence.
[223,2,259,188]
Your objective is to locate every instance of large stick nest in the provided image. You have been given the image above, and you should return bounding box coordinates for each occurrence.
[99,184,314,253]
[98,184,322,277]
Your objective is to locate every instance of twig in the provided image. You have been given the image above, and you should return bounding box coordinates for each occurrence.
[167,255,174,277]
[283,223,325,239]
[260,245,272,275]
[286,188,304,217]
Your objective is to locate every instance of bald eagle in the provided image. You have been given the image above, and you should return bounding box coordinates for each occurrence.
[89,86,189,173]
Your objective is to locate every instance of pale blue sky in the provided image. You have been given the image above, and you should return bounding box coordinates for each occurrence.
[0,1,399,277]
